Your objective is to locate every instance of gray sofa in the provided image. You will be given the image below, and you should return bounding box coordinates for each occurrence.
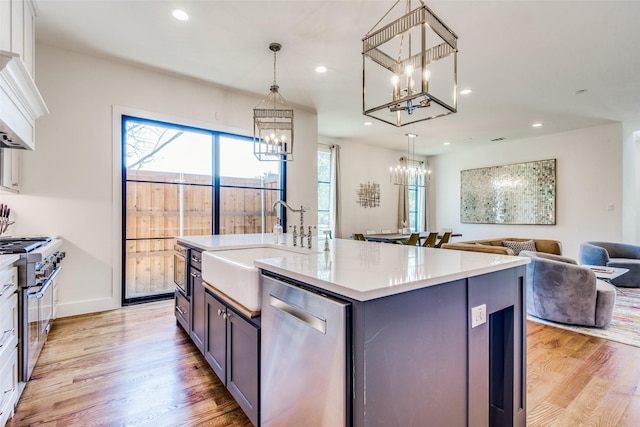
[519,251,616,327]
[579,241,640,288]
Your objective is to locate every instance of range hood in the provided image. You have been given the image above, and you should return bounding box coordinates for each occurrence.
[0,50,49,150]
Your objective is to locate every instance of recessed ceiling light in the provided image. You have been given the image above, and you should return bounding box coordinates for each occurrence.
[532,122,543,128]
[443,142,451,145]
[315,65,327,73]
[364,121,372,126]
[172,9,189,21]
[459,89,472,95]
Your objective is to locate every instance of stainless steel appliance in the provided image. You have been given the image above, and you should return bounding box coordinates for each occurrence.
[0,237,65,382]
[173,244,188,296]
[261,275,351,427]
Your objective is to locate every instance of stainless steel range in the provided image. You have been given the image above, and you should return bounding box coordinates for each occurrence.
[0,237,65,382]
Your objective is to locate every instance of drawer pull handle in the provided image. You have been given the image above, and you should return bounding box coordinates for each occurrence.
[190,271,201,278]
[176,305,187,315]
[191,256,201,263]
[0,328,14,348]
[0,283,13,296]
[0,387,14,415]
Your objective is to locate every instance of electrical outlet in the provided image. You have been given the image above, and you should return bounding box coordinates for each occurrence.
[471,304,487,328]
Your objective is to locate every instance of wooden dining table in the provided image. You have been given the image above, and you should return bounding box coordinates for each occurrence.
[364,232,462,244]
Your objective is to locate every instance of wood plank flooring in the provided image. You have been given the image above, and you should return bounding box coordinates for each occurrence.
[8,301,640,426]
[8,301,251,427]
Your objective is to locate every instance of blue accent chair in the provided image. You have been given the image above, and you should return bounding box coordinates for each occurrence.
[579,241,640,288]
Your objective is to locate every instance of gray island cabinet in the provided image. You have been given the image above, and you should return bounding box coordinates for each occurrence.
[255,238,528,427]
[178,234,529,427]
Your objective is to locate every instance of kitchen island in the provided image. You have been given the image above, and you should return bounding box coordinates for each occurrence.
[178,234,529,427]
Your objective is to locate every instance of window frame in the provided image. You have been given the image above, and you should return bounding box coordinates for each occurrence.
[121,115,286,305]
[317,146,332,234]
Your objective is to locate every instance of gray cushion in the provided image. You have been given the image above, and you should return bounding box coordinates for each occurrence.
[502,240,536,255]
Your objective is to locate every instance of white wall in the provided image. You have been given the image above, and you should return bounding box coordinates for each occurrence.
[621,120,640,244]
[2,43,317,317]
[321,137,428,238]
[432,123,623,259]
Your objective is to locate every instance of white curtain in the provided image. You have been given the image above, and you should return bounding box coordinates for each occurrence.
[418,185,430,232]
[330,144,342,238]
[418,161,430,231]
[397,157,409,230]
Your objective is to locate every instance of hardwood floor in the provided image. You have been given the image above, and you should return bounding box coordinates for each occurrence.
[527,321,640,426]
[8,301,640,426]
[9,300,251,427]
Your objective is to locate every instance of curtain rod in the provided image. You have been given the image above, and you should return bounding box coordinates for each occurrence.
[318,142,341,148]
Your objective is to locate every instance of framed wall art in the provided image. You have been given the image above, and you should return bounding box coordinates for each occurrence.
[460,159,556,225]
[356,181,380,208]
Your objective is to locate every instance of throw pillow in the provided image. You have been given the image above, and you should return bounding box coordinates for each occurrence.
[502,240,537,255]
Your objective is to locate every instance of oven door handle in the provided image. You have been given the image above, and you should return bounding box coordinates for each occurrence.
[28,266,61,299]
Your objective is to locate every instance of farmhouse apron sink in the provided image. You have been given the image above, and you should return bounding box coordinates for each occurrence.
[201,245,318,311]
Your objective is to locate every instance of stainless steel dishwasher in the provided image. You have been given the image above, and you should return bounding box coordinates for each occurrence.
[261,274,351,427]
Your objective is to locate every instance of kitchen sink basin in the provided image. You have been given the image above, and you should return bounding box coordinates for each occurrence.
[201,246,315,312]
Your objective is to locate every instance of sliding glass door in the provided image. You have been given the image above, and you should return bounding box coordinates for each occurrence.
[123,116,284,304]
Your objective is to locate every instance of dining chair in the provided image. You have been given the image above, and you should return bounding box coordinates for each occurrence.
[353,233,366,241]
[404,233,421,246]
[434,231,452,248]
[422,232,439,247]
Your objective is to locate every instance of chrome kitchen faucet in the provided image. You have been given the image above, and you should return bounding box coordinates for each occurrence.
[272,200,311,248]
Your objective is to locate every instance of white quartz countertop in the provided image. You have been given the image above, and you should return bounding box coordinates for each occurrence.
[178,234,529,301]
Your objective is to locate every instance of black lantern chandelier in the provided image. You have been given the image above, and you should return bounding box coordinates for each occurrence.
[362,0,458,127]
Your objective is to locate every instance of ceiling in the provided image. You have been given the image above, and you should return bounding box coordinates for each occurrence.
[33,0,640,155]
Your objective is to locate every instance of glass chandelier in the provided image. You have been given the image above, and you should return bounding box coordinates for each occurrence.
[253,42,294,161]
[390,133,429,187]
[362,0,458,127]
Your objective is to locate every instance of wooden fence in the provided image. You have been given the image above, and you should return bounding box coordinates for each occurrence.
[125,170,280,297]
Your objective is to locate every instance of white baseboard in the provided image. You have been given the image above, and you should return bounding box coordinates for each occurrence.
[56,298,120,318]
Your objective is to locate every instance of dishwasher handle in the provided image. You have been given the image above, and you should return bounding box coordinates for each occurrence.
[269,294,326,334]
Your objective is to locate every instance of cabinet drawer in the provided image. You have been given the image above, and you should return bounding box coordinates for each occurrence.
[190,250,202,270]
[0,293,17,361]
[175,290,190,332]
[0,346,17,426]
[0,267,17,303]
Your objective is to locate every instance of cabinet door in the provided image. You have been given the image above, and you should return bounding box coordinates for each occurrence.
[189,267,205,353]
[0,1,10,52]
[10,0,24,58]
[204,291,226,382]
[175,290,190,332]
[0,149,20,193]
[226,307,260,426]
[0,347,18,427]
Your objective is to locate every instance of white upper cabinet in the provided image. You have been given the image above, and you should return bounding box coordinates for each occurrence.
[1,0,34,77]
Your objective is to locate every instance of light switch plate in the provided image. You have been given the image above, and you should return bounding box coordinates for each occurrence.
[471,304,487,328]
